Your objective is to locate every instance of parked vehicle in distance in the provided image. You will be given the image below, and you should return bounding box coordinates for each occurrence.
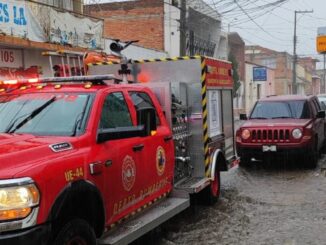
[317,94,326,110]
[236,95,326,167]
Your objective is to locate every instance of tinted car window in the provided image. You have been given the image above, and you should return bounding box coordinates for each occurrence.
[99,92,132,129]
[129,91,160,125]
[250,100,310,119]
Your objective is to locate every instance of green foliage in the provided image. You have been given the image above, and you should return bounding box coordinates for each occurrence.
[228,53,241,97]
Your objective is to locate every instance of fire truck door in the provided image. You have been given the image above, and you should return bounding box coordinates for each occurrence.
[97,91,144,223]
[128,91,173,196]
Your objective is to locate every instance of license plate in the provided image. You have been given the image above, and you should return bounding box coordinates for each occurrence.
[262,145,277,152]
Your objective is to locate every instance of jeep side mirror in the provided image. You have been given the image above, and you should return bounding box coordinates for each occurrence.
[137,107,157,136]
[317,110,325,118]
[239,114,247,120]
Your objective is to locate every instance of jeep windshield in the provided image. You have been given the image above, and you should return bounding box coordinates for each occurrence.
[0,93,91,136]
[250,100,310,119]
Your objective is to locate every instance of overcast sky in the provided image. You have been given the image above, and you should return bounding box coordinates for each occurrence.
[216,0,326,68]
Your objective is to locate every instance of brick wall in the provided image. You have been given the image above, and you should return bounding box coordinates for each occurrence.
[84,0,165,51]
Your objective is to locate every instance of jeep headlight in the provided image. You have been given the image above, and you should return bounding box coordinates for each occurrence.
[0,178,39,221]
[292,128,302,139]
[241,129,251,140]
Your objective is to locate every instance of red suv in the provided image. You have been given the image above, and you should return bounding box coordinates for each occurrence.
[236,95,325,167]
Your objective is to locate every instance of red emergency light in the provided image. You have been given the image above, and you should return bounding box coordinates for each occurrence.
[1,78,39,85]
[0,75,115,90]
[3,80,18,85]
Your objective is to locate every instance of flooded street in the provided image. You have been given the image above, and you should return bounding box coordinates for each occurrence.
[139,157,326,245]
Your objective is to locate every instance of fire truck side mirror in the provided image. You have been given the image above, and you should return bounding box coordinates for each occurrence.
[97,126,145,143]
[137,107,157,136]
[239,114,248,120]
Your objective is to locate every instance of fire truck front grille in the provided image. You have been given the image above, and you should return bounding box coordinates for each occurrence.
[251,129,290,142]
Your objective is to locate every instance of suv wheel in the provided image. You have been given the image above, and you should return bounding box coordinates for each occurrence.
[322,139,326,154]
[239,156,251,167]
[305,139,318,169]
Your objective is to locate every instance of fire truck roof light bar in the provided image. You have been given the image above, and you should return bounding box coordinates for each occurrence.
[40,75,116,84]
[1,75,116,86]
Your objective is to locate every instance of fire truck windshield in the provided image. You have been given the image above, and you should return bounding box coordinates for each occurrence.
[0,93,91,136]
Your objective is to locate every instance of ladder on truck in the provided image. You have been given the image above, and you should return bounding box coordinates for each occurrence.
[42,49,85,77]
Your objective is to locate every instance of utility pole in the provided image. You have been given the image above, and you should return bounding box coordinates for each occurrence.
[323,52,326,93]
[179,0,187,56]
[292,10,313,94]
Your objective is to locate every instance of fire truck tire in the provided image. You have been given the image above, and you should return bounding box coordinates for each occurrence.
[202,170,220,205]
[53,218,96,245]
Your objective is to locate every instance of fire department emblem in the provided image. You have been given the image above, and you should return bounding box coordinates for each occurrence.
[156,146,166,176]
[122,155,136,191]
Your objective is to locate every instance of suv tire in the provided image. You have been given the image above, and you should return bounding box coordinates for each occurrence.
[305,139,318,169]
[239,156,251,167]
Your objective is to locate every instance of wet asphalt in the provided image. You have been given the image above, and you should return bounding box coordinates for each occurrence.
[134,157,326,245]
[132,119,326,245]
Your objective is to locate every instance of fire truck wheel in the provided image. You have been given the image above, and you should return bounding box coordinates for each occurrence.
[53,219,96,245]
[202,170,220,205]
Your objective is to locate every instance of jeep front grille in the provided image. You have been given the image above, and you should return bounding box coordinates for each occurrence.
[251,129,290,141]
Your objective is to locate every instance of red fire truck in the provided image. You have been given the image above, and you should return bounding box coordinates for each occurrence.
[0,50,236,244]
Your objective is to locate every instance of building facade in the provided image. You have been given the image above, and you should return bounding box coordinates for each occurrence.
[244,61,275,113]
[245,45,318,95]
[84,0,228,59]
[0,0,104,78]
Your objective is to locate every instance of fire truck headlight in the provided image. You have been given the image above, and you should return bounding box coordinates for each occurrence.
[0,178,39,221]
[241,129,251,140]
[292,128,302,139]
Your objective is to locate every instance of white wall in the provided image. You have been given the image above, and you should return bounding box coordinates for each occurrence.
[164,2,181,57]
[104,39,168,60]
[216,33,228,60]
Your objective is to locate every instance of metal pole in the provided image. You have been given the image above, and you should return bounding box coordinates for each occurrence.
[180,0,187,56]
[292,11,297,95]
[323,53,326,93]
[292,10,313,95]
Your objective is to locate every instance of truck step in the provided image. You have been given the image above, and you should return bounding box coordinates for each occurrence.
[98,193,190,245]
[175,177,211,193]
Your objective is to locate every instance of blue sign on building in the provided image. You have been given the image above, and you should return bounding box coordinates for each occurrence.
[253,67,267,81]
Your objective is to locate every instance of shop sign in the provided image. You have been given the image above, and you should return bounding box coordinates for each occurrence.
[0,49,22,68]
[253,67,267,81]
[0,1,103,49]
[317,36,326,53]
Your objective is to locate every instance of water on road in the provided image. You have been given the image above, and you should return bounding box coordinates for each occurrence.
[140,158,326,245]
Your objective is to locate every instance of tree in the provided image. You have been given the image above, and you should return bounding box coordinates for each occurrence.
[228,52,241,97]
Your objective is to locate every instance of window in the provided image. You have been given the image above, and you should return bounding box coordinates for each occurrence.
[0,93,91,136]
[250,100,310,119]
[129,92,160,125]
[99,92,132,129]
